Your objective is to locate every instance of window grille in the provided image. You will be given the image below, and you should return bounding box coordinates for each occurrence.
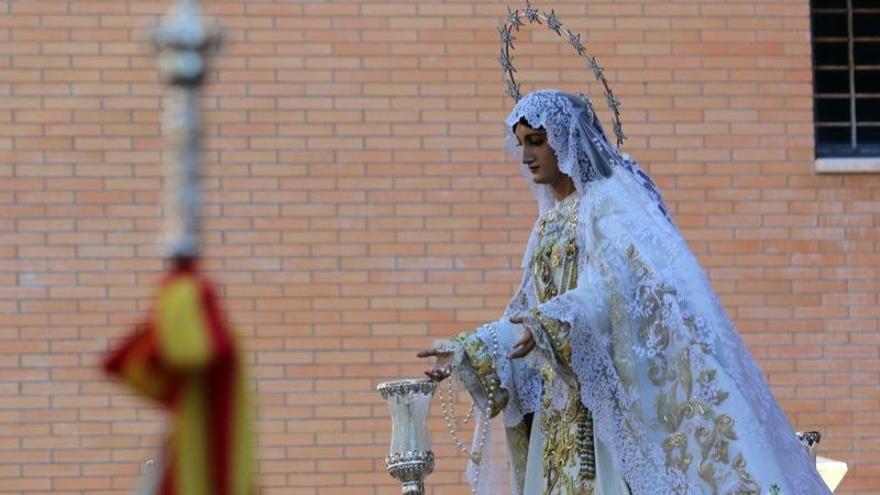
[811,0,880,158]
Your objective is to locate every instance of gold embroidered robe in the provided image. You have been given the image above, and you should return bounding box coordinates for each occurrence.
[455,195,618,495]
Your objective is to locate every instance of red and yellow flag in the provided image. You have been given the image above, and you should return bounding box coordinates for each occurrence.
[105,262,254,495]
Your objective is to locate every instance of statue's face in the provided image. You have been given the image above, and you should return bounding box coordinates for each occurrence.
[514,121,565,186]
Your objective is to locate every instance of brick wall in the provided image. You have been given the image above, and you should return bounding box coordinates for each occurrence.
[1,0,877,493]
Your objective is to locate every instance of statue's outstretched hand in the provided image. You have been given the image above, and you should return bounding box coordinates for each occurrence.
[417,347,455,381]
[509,316,535,359]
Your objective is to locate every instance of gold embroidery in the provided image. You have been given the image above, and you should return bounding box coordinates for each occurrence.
[550,243,561,267]
[531,308,573,365]
[663,432,692,473]
[696,414,737,491]
[732,454,762,495]
[540,366,595,495]
[532,196,580,304]
[609,291,638,390]
[626,245,762,495]
[528,195,595,494]
[455,331,508,417]
[562,238,579,292]
[533,255,556,303]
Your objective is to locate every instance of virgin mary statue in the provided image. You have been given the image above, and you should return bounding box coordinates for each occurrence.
[418,89,830,495]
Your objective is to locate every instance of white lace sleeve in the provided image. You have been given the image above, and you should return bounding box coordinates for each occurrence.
[451,318,541,428]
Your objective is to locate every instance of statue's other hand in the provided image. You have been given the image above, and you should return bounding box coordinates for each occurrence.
[509,316,536,359]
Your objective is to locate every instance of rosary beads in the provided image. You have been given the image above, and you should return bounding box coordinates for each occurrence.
[439,322,505,493]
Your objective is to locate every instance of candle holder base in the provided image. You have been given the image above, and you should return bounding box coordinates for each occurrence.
[401,481,425,495]
[386,450,435,495]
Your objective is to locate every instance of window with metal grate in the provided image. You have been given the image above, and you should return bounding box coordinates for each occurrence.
[811,0,880,159]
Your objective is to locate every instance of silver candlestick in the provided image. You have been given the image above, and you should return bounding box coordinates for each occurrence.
[377,379,437,495]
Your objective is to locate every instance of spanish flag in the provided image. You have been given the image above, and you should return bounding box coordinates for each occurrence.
[105,261,255,495]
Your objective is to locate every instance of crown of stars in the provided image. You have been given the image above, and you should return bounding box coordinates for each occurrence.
[497,2,626,146]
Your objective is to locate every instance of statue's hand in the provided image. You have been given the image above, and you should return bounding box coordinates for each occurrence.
[417,347,455,381]
[509,315,536,359]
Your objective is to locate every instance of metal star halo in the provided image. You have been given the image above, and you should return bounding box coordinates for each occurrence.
[498,2,626,146]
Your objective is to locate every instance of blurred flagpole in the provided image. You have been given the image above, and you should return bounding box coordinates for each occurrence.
[104,2,255,495]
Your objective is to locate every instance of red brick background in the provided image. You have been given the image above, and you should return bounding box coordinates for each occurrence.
[0,0,877,493]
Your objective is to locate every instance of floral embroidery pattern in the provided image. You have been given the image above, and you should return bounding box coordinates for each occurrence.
[627,245,761,495]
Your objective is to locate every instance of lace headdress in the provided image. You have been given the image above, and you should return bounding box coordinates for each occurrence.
[496,3,668,219]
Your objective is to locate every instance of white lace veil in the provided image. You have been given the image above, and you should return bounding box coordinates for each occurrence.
[464,89,830,494]
[505,89,671,270]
